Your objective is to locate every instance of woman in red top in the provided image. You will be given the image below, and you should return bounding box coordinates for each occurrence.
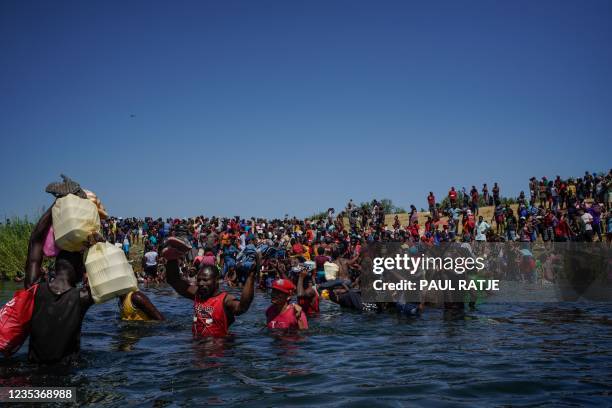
[164,238,258,337]
[554,213,573,242]
[296,268,319,316]
[464,211,476,235]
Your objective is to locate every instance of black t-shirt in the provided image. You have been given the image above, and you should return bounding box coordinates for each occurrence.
[28,282,87,364]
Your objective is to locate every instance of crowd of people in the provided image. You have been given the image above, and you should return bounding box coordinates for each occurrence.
[100,171,611,268]
[97,169,611,318]
[419,171,612,244]
[17,170,611,364]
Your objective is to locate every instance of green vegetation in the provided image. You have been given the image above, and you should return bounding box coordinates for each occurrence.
[310,210,328,220]
[312,199,407,220]
[0,218,33,280]
[358,199,406,214]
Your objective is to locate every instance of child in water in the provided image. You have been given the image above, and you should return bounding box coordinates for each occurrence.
[266,279,308,330]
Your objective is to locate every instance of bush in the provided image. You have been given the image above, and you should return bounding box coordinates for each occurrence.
[0,218,33,280]
[310,211,327,221]
[359,198,405,215]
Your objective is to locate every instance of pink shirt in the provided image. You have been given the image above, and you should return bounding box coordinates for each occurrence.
[266,304,308,330]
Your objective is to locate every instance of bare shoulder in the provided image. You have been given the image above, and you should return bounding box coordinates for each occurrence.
[131,291,148,303]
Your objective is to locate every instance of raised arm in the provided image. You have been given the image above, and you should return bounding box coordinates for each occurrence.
[297,269,315,300]
[163,247,197,299]
[25,206,53,288]
[225,257,259,316]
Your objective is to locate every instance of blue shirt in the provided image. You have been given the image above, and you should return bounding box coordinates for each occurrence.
[450,208,461,221]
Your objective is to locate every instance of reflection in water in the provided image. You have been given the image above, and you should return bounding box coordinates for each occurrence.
[191,336,231,366]
[0,282,611,406]
[113,322,158,352]
[270,332,308,358]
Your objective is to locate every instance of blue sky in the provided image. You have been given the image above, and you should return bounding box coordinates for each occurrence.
[1,0,610,219]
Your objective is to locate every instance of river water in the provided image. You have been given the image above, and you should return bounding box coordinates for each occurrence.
[1,281,611,406]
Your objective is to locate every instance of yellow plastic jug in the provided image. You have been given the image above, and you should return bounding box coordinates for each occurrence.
[52,194,101,252]
[324,261,339,280]
[84,242,138,304]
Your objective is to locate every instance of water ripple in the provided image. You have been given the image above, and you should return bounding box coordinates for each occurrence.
[1,282,611,406]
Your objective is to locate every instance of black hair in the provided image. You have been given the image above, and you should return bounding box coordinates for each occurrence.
[55,250,85,281]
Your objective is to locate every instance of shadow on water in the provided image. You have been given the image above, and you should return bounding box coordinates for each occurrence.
[1,281,612,406]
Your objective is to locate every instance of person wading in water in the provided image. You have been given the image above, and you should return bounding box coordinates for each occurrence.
[163,238,258,337]
[118,290,165,321]
[24,207,98,364]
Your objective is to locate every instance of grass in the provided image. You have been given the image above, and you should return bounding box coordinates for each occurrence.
[0,214,147,280]
[0,218,33,280]
[382,204,518,229]
[339,204,521,234]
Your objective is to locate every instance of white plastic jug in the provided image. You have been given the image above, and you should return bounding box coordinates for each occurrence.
[324,261,339,280]
[52,194,101,252]
[84,242,138,303]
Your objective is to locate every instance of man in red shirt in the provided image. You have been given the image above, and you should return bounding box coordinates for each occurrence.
[449,187,457,207]
[427,192,436,216]
[164,238,258,337]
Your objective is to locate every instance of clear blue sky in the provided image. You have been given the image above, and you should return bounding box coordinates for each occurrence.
[1,0,610,219]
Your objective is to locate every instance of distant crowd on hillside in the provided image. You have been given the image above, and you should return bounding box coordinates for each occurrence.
[408,170,612,244]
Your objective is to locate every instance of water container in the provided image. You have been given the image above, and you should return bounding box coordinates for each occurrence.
[52,194,101,252]
[324,262,339,280]
[84,242,138,304]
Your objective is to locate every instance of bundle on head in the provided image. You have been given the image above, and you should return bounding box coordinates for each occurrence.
[45,174,87,199]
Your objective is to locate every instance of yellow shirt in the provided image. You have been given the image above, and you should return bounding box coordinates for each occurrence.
[120,291,151,321]
[302,245,311,261]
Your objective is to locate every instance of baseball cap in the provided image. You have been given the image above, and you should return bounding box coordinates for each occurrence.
[272,279,296,294]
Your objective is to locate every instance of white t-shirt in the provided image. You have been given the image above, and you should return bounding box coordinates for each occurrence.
[144,251,158,266]
[475,221,490,241]
[581,213,593,231]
